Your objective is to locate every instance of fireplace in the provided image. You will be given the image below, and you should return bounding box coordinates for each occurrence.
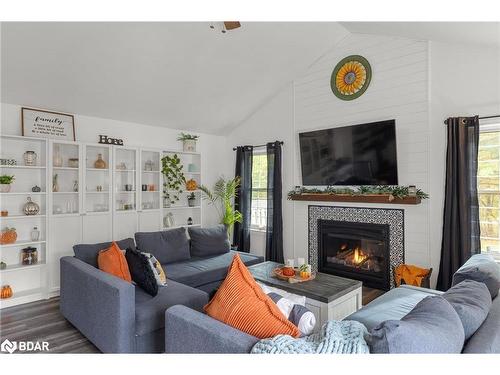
[318,219,391,290]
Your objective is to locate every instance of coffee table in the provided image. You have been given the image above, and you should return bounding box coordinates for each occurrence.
[248,261,362,330]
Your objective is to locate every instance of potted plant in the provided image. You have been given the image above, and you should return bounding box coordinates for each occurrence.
[187,192,197,207]
[199,177,242,246]
[177,133,200,152]
[161,154,185,206]
[0,175,15,193]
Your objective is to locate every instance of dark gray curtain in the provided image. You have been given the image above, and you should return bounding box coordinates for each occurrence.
[437,116,481,291]
[265,141,284,263]
[233,146,253,252]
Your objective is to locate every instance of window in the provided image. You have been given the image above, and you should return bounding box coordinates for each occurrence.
[251,153,267,230]
[478,124,500,258]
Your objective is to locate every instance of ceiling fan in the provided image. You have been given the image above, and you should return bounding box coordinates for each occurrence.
[210,22,241,33]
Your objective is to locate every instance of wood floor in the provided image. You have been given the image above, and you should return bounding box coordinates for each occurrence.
[0,286,384,354]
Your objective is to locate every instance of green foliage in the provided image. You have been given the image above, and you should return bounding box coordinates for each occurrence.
[177,133,200,141]
[0,175,15,184]
[288,185,429,199]
[199,176,243,241]
[161,154,185,204]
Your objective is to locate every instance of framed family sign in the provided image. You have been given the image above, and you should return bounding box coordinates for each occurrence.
[22,107,76,141]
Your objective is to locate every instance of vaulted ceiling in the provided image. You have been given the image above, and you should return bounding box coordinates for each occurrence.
[0,22,348,134]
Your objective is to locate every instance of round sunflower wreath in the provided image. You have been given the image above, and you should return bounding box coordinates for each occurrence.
[330,55,372,100]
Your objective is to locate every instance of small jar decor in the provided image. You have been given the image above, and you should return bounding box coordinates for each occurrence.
[1,211,8,217]
[53,145,63,167]
[185,179,198,191]
[31,226,40,241]
[0,227,17,245]
[94,153,107,169]
[187,217,193,226]
[0,175,15,193]
[23,197,40,216]
[68,158,79,168]
[21,246,38,265]
[144,160,154,171]
[23,150,37,166]
[187,192,196,207]
[1,285,13,299]
[32,185,41,192]
[177,133,199,152]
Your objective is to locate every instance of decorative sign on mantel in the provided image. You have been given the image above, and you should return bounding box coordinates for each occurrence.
[98,135,124,146]
[22,107,75,141]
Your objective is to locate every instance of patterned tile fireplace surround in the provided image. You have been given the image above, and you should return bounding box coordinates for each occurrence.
[308,205,405,289]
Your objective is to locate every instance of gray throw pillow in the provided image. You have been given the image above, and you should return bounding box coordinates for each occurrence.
[73,238,135,267]
[188,225,230,257]
[452,254,500,299]
[369,296,465,353]
[135,228,190,264]
[442,280,492,340]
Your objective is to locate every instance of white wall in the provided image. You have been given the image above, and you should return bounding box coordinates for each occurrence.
[1,102,230,226]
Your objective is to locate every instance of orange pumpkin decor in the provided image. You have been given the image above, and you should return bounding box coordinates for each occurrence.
[1,285,13,299]
[0,227,17,245]
[185,179,198,191]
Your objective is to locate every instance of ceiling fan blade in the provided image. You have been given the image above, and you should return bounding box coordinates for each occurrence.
[224,22,241,30]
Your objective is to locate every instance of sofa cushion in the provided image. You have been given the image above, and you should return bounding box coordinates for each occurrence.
[97,241,132,282]
[188,225,230,257]
[442,280,492,340]
[369,296,465,353]
[135,280,208,336]
[462,293,500,353]
[163,250,264,287]
[73,238,135,267]
[125,248,158,297]
[204,254,301,339]
[135,228,190,264]
[452,254,500,299]
[346,285,443,331]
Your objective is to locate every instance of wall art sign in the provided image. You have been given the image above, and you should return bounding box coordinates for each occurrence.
[330,55,372,101]
[98,135,124,146]
[22,107,76,141]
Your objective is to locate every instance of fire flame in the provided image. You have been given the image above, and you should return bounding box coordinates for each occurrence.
[352,247,368,265]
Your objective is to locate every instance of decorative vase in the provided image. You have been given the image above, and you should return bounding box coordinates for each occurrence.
[21,247,38,265]
[145,160,154,171]
[73,180,78,192]
[183,140,196,152]
[163,212,175,228]
[1,211,8,217]
[53,145,63,167]
[52,174,59,192]
[94,154,107,169]
[23,197,40,216]
[1,285,13,299]
[187,217,193,226]
[0,228,17,244]
[31,226,40,241]
[0,184,11,193]
[32,185,41,192]
[188,197,196,207]
[0,262,6,270]
[23,151,37,166]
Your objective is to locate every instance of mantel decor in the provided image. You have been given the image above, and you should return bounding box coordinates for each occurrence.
[22,107,75,141]
[288,186,428,205]
[330,55,371,101]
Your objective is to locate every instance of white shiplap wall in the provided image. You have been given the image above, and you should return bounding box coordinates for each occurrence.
[292,34,432,270]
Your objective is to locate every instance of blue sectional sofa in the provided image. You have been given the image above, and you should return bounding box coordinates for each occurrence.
[164,254,500,353]
[59,229,264,353]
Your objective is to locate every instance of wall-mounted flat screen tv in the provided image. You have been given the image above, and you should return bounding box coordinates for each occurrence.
[299,119,398,186]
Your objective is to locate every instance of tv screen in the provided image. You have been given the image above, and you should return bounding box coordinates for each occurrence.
[299,120,398,186]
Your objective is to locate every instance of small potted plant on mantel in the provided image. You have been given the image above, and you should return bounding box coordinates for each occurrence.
[187,192,197,207]
[177,133,200,152]
[0,175,15,193]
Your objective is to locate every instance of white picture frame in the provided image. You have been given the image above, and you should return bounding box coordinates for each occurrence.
[22,107,76,141]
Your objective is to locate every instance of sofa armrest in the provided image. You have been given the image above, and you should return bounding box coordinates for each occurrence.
[165,305,259,353]
[60,256,135,353]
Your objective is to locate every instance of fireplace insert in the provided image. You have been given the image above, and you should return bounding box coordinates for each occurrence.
[318,219,390,290]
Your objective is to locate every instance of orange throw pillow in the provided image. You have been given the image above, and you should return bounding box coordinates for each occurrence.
[97,241,132,282]
[204,254,300,339]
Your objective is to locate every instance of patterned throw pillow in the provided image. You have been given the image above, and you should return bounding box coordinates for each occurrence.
[143,252,168,286]
[266,292,316,336]
[125,247,158,296]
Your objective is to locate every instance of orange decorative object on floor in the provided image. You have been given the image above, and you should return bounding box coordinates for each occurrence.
[394,264,432,287]
[97,241,132,282]
[204,254,301,339]
[1,285,13,299]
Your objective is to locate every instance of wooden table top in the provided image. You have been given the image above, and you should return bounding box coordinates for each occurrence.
[248,261,362,303]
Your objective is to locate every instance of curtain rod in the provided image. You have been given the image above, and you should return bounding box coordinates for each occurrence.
[232,141,284,151]
[443,115,500,125]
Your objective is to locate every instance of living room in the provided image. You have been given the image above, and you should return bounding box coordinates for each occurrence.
[1,1,500,371]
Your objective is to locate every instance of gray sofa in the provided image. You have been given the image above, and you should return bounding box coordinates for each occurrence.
[60,231,263,353]
[165,254,500,353]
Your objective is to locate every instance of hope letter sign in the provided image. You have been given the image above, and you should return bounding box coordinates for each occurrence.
[22,107,76,141]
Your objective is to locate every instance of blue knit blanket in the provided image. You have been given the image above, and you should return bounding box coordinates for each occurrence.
[251,320,369,354]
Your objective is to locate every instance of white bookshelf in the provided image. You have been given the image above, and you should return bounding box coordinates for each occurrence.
[1,137,203,308]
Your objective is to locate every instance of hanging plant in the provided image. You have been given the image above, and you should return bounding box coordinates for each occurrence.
[161,154,186,205]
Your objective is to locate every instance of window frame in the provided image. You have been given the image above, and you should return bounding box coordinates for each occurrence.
[250,150,268,231]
